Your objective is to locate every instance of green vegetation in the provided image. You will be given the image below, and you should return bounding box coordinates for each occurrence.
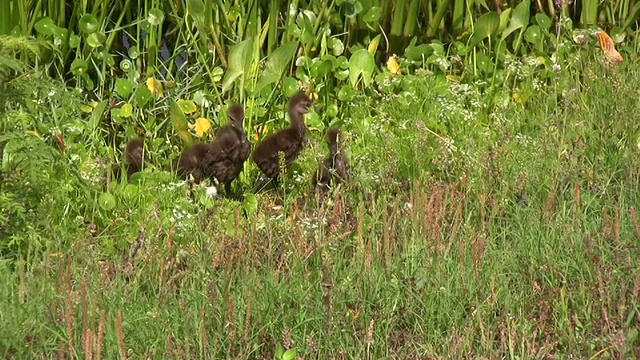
[1,0,640,359]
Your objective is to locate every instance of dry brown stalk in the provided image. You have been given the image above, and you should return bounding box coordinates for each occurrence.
[95,309,106,360]
[116,310,127,360]
[630,207,640,237]
[243,294,253,343]
[365,319,375,360]
[613,207,620,244]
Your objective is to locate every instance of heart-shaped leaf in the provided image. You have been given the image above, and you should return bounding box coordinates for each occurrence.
[469,11,500,47]
[255,41,298,94]
[348,49,377,88]
[221,38,255,93]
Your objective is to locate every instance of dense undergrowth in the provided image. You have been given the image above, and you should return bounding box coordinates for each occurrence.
[2,34,640,358]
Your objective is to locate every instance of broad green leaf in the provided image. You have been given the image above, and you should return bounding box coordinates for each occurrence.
[535,13,551,31]
[79,14,99,34]
[404,37,434,62]
[128,46,140,59]
[476,52,493,74]
[98,192,116,210]
[177,99,198,114]
[344,0,363,17]
[69,34,80,48]
[362,6,381,29]
[87,32,106,47]
[221,39,255,93]
[282,77,299,97]
[469,12,500,47]
[500,0,530,41]
[282,349,297,360]
[147,9,164,26]
[70,59,88,76]
[348,49,377,88]
[498,8,512,33]
[34,17,57,35]
[338,85,356,101]
[255,41,298,94]
[120,103,133,118]
[186,0,206,27]
[610,26,625,43]
[310,57,335,78]
[524,25,542,46]
[328,37,344,56]
[243,193,258,214]
[170,99,193,147]
[115,78,134,98]
[134,87,154,107]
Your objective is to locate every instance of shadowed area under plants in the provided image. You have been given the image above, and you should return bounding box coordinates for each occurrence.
[3,54,640,358]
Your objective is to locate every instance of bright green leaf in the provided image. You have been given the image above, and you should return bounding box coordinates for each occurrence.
[282,349,297,360]
[500,0,530,41]
[148,9,165,26]
[134,87,154,107]
[348,49,377,88]
[524,25,541,46]
[255,41,298,94]
[115,78,134,98]
[470,11,500,47]
[120,103,133,117]
[177,99,198,114]
[221,39,255,93]
[34,17,57,35]
[79,14,99,34]
[243,193,258,214]
[70,59,88,76]
[86,32,106,47]
[98,192,116,210]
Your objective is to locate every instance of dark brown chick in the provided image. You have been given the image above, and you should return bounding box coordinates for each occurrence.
[202,104,251,197]
[125,139,144,178]
[112,139,145,182]
[176,143,211,183]
[252,91,312,190]
[314,128,349,194]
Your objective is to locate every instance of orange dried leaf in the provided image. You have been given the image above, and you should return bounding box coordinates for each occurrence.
[146,77,165,98]
[597,31,623,63]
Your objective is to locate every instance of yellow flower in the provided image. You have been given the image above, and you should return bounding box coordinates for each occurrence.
[192,117,212,138]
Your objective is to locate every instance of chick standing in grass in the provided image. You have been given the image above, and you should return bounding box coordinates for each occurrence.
[314,127,349,195]
[125,139,144,178]
[252,91,312,191]
[112,138,145,182]
[176,142,211,183]
[203,104,251,197]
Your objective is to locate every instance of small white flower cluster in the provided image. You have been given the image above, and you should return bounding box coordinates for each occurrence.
[169,205,193,231]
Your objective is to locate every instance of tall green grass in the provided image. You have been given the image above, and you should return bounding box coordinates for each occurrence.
[1,52,640,358]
